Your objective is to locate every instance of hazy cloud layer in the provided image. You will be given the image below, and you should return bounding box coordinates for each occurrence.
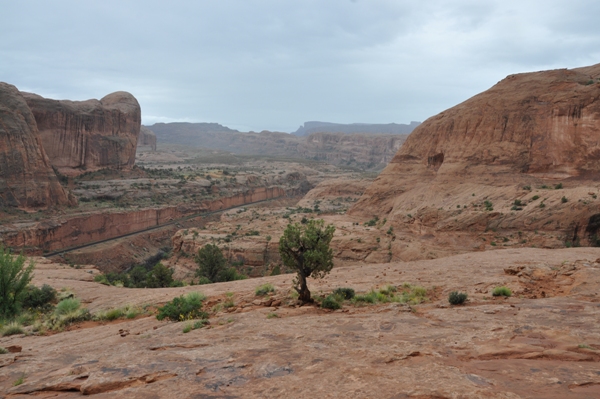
[1,0,599,132]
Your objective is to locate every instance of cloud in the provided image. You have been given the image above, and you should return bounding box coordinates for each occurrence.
[1,0,599,131]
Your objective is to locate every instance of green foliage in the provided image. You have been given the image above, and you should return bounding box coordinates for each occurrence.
[13,374,25,386]
[483,200,493,211]
[492,286,512,297]
[195,244,227,283]
[146,263,174,288]
[22,284,57,310]
[218,267,247,282]
[197,276,212,285]
[156,292,208,321]
[352,284,428,306]
[2,321,24,336]
[513,199,523,206]
[55,298,81,316]
[448,291,468,305]
[532,195,540,200]
[0,246,35,318]
[554,183,563,189]
[522,185,531,190]
[364,217,379,227]
[267,312,279,319]
[270,265,281,276]
[255,283,275,296]
[0,346,8,354]
[321,295,342,310]
[561,196,568,203]
[279,219,335,302]
[332,287,355,300]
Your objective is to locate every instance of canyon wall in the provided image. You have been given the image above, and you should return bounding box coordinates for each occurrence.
[350,64,600,241]
[0,186,285,252]
[23,91,141,176]
[0,83,73,209]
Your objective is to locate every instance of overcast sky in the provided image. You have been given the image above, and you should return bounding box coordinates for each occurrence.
[1,1,599,132]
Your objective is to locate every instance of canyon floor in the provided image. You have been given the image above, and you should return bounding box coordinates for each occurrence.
[2,247,600,398]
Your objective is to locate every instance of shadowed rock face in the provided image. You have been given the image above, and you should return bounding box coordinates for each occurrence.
[0,83,72,209]
[23,90,141,176]
[351,64,600,235]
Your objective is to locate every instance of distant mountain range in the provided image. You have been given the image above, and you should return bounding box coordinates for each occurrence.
[292,121,421,136]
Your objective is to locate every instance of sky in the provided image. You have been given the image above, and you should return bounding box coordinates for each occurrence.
[1,1,599,133]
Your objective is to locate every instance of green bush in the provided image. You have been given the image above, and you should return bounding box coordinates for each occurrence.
[0,346,8,354]
[55,298,81,316]
[270,265,281,276]
[448,291,468,305]
[492,286,512,297]
[22,284,57,310]
[255,283,275,296]
[0,246,34,318]
[561,196,568,203]
[157,292,208,321]
[197,276,212,285]
[218,267,247,282]
[332,287,355,300]
[321,295,341,310]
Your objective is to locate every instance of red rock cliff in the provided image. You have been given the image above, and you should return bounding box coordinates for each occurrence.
[23,91,141,176]
[137,126,157,151]
[351,64,600,223]
[0,83,72,209]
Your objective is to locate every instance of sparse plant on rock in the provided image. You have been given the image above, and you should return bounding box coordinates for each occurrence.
[157,292,208,321]
[333,287,355,300]
[279,219,335,303]
[255,283,275,296]
[492,286,512,297]
[321,295,342,310]
[448,291,468,305]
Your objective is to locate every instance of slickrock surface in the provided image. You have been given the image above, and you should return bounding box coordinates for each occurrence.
[351,64,600,243]
[0,83,72,209]
[23,91,141,176]
[2,248,600,398]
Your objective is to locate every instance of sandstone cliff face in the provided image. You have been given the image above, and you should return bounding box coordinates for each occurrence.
[23,91,141,176]
[351,64,600,241]
[137,126,157,151]
[0,83,72,209]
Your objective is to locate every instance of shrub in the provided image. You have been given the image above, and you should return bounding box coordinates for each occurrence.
[492,286,512,297]
[218,267,247,282]
[0,246,35,318]
[55,298,81,316]
[555,183,563,189]
[561,196,568,203]
[22,284,57,310]
[2,322,24,336]
[197,276,212,285]
[532,195,540,200]
[270,265,281,276]
[146,263,174,288]
[156,292,207,321]
[321,295,342,310]
[448,291,468,305]
[195,244,227,283]
[332,287,355,300]
[267,312,279,319]
[255,283,275,296]
[0,346,8,354]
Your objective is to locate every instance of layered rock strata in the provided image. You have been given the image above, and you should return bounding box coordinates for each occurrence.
[23,91,141,176]
[351,64,600,241]
[0,83,72,209]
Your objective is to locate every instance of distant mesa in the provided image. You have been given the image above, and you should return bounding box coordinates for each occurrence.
[23,90,141,176]
[138,126,157,151]
[292,121,421,136]
[145,122,408,171]
[0,83,73,209]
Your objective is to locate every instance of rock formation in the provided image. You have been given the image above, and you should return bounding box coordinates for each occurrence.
[146,123,407,171]
[23,91,141,176]
[0,83,72,209]
[351,64,600,240]
[137,126,157,151]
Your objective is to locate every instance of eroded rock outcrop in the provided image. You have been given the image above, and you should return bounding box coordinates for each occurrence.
[23,91,141,176]
[351,64,600,240]
[0,83,72,209]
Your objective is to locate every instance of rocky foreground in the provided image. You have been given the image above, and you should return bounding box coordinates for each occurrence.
[2,247,600,398]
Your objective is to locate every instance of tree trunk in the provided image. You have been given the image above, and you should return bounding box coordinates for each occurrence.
[297,272,312,303]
